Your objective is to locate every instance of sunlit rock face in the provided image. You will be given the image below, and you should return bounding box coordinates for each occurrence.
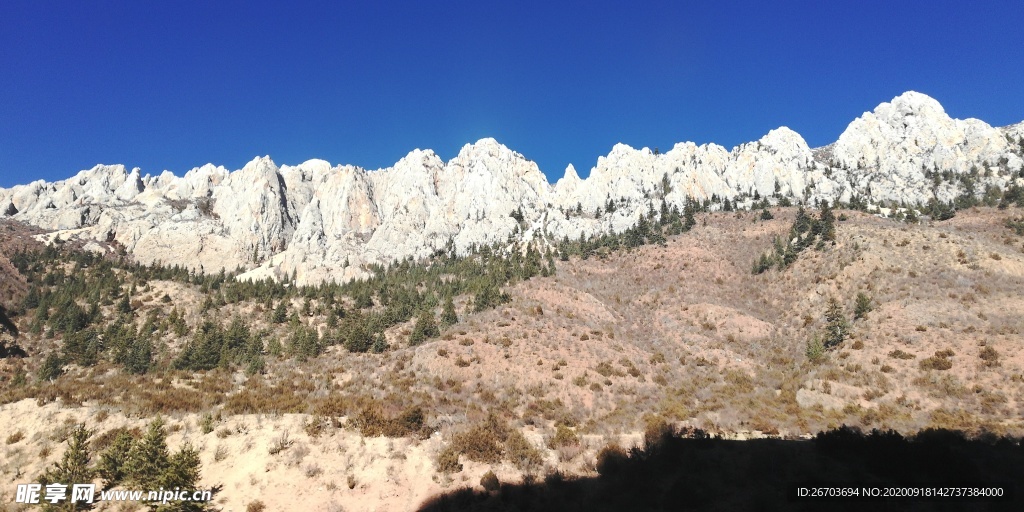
[2,92,1022,283]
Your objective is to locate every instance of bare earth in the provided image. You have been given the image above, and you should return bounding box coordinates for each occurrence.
[2,207,1023,511]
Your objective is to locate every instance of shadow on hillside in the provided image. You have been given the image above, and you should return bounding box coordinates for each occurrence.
[418,426,1023,512]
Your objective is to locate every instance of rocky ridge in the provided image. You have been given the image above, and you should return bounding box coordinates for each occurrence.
[2,91,1023,284]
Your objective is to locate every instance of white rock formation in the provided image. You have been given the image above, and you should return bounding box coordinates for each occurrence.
[2,92,1022,284]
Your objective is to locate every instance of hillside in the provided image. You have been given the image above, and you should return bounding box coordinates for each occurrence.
[2,204,1023,511]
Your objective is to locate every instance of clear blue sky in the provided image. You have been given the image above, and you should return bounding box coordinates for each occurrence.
[2,0,1023,188]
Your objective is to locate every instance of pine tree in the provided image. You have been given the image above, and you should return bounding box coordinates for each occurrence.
[271,300,288,324]
[124,337,152,375]
[440,296,458,328]
[117,293,132,314]
[823,297,849,349]
[683,202,696,231]
[160,443,201,492]
[410,308,439,345]
[343,322,372,353]
[819,200,836,242]
[38,353,64,382]
[122,418,210,511]
[792,206,812,236]
[854,292,873,320]
[40,424,94,511]
[371,332,388,353]
[125,418,171,490]
[97,431,135,488]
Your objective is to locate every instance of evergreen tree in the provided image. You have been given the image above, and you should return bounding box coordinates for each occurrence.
[271,300,288,324]
[117,293,132,314]
[40,424,94,511]
[288,325,321,361]
[819,200,836,242]
[904,207,919,224]
[409,308,439,345]
[245,352,266,376]
[160,444,202,493]
[371,332,388,353]
[682,202,696,231]
[125,418,171,490]
[823,297,850,349]
[97,431,135,488]
[124,337,152,375]
[343,322,372,353]
[38,353,64,382]
[854,292,873,320]
[473,285,509,312]
[440,296,458,328]
[122,418,210,511]
[62,328,100,367]
[792,206,812,236]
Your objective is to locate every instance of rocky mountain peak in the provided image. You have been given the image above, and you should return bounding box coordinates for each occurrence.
[2,91,1022,283]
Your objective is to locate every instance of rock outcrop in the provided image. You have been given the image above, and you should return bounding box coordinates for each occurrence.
[2,92,1022,284]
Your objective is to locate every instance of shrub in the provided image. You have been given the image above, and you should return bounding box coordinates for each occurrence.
[354,404,426,438]
[979,346,1000,367]
[450,418,506,464]
[643,416,673,450]
[505,430,543,471]
[214,444,229,462]
[1005,216,1024,235]
[888,349,915,360]
[595,443,628,476]
[806,336,824,363]
[480,470,500,491]
[304,463,322,478]
[548,425,580,449]
[6,430,24,445]
[919,351,953,371]
[268,431,293,455]
[854,292,873,320]
[436,446,462,473]
[595,361,624,378]
[200,413,216,434]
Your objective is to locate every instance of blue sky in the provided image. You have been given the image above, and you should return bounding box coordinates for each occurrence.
[1,0,1023,188]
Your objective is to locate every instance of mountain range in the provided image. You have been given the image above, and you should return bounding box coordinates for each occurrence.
[2,91,1023,284]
